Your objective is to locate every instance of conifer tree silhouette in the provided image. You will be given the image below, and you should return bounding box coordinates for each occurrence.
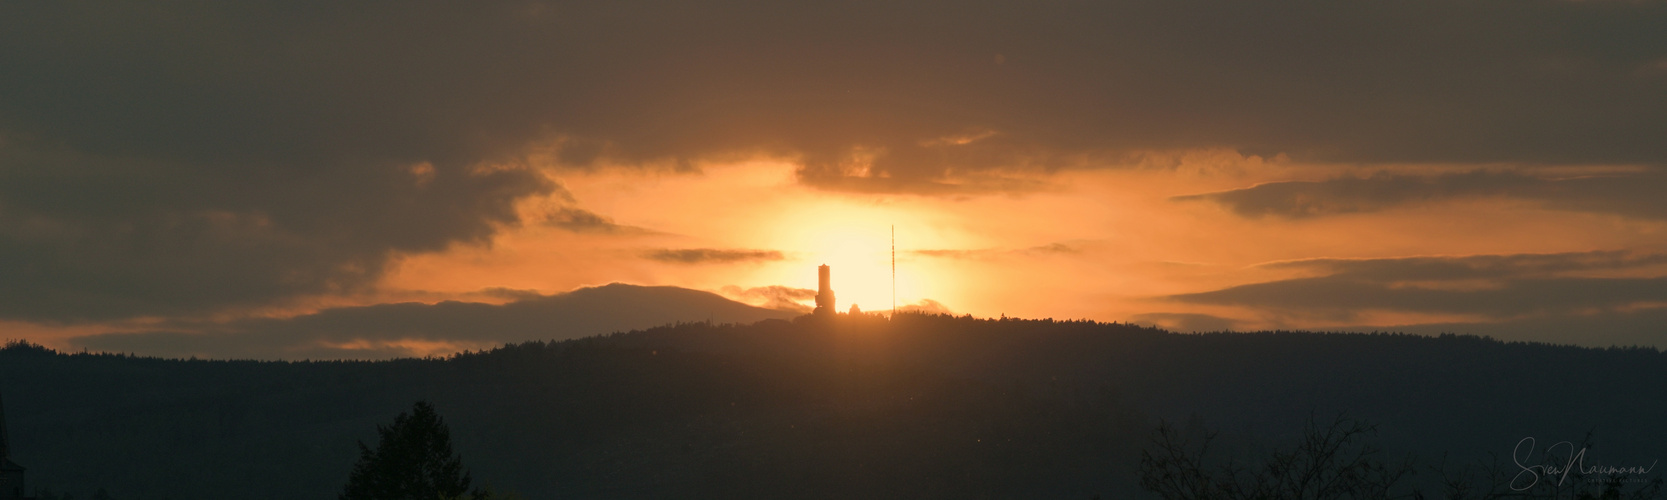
[340,401,478,500]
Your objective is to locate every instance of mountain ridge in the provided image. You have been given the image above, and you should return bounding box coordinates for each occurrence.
[68,282,799,360]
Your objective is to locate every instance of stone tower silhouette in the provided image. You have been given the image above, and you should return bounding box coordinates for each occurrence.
[0,387,26,500]
[814,264,836,315]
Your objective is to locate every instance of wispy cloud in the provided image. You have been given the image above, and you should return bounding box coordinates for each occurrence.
[544,207,660,235]
[1174,170,1667,220]
[1168,251,1667,321]
[643,248,787,264]
[911,242,1084,260]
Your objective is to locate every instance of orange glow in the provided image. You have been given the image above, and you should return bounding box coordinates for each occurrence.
[361,152,1667,333]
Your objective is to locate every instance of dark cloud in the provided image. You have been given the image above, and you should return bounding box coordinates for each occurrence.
[1168,251,1667,321]
[1175,170,1667,219]
[0,140,551,322]
[5,0,1666,320]
[721,285,816,313]
[6,0,1664,182]
[643,248,786,264]
[0,1,574,322]
[544,207,659,235]
[70,284,797,360]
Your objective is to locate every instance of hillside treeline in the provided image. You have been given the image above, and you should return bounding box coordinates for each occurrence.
[2,313,1663,499]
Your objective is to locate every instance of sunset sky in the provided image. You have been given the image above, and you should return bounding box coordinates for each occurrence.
[3,0,1667,358]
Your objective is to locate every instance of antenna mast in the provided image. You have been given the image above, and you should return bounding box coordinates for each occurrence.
[891,224,896,318]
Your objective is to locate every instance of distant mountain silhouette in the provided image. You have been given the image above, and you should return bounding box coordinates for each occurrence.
[70,283,798,360]
[516,283,799,334]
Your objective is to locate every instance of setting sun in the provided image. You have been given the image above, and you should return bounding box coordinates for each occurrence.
[753,204,946,313]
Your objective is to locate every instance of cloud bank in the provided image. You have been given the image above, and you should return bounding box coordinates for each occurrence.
[1176,171,1667,220]
[1167,251,1667,346]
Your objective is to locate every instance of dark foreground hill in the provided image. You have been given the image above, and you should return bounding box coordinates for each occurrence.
[3,314,1665,499]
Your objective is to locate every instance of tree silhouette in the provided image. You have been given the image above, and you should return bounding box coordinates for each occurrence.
[1140,414,1419,500]
[1141,415,1665,500]
[340,401,479,500]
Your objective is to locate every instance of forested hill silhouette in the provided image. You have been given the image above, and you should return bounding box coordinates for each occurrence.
[3,314,1664,499]
[69,283,799,360]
